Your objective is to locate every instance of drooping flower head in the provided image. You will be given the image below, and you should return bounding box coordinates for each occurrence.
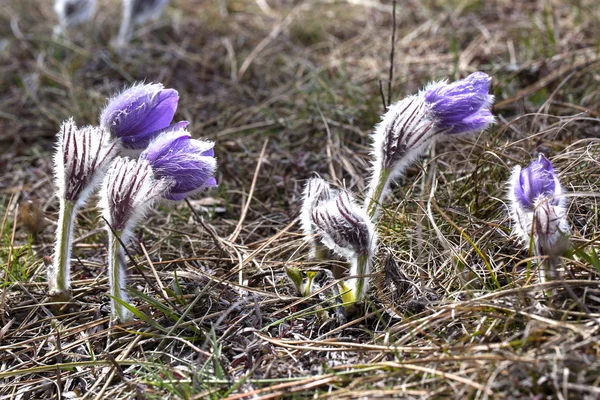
[100,157,170,240]
[373,72,495,180]
[366,72,495,219]
[54,118,120,207]
[508,154,571,281]
[140,129,217,201]
[312,191,377,301]
[300,178,337,258]
[100,83,186,151]
[54,0,97,28]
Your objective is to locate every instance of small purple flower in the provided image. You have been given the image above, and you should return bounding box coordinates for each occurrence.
[424,72,495,135]
[100,83,187,150]
[511,154,562,211]
[508,155,571,282]
[141,129,217,200]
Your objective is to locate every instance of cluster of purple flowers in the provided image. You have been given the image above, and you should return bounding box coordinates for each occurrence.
[50,82,217,321]
[49,71,576,323]
[298,73,496,307]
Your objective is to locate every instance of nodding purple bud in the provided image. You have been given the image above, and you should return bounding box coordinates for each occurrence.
[140,129,217,201]
[511,154,562,211]
[311,191,376,259]
[424,72,495,135]
[100,83,185,150]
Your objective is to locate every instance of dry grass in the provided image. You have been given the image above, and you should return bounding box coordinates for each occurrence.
[1,0,600,398]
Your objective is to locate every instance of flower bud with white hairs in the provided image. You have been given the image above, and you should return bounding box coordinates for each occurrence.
[508,154,571,282]
[312,191,377,302]
[49,119,119,300]
[99,157,170,321]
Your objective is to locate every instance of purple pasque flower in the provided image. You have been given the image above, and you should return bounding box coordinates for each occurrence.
[99,157,171,321]
[511,154,562,211]
[100,157,170,237]
[424,72,495,135]
[140,129,217,200]
[100,83,186,150]
[508,155,570,281]
[54,118,120,206]
[365,72,495,220]
[49,118,119,299]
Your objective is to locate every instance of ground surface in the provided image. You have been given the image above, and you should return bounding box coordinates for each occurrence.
[1,0,600,398]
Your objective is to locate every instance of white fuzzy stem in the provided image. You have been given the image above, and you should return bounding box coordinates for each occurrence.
[346,253,371,302]
[108,229,133,322]
[49,199,76,297]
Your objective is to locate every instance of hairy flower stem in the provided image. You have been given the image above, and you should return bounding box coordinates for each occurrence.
[352,253,370,301]
[50,199,76,300]
[365,167,392,221]
[108,229,132,322]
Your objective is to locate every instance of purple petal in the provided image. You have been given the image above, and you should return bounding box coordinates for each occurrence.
[424,72,494,134]
[428,93,491,124]
[141,130,217,200]
[100,83,180,149]
[446,110,495,135]
[515,154,560,209]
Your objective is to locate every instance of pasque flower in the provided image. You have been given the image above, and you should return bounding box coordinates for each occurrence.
[49,119,119,299]
[509,154,571,282]
[100,129,216,321]
[100,83,186,151]
[312,191,377,302]
[140,129,217,200]
[99,158,170,321]
[365,72,495,219]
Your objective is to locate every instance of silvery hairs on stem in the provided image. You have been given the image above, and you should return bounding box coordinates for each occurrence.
[54,0,96,31]
[117,0,170,47]
[508,154,571,282]
[300,177,337,258]
[312,191,377,302]
[49,119,120,298]
[100,82,186,153]
[365,72,495,219]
